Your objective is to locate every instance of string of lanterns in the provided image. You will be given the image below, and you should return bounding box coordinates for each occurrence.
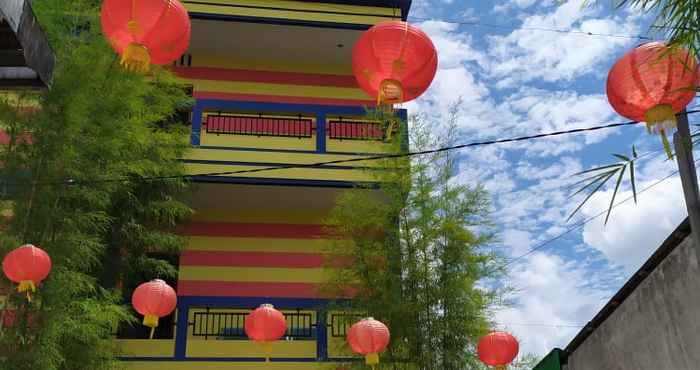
[12,1,695,368]
[98,1,440,110]
[0,242,517,367]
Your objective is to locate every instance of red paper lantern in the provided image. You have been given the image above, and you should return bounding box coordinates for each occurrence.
[2,244,52,301]
[352,21,438,106]
[607,42,699,156]
[132,279,177,338]
[347,317,390,368]
[245,304,287,361]
[100,0,191,72]
[477,331,519,369]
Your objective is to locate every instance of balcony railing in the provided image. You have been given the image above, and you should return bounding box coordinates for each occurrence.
[329,313,363,337]
[205,114,314,138]
[190,309,316,340]
[327,119,385,141]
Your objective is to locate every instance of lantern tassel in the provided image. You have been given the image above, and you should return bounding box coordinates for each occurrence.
[260,341,273,362]
[644,104,677,159]
[495,366,507,370]
[120,43,151,73]
[143,314,159,339]
[377,79,403,107]
[660,128,673,159]
[366,353,380,366]
[17,280,36,302]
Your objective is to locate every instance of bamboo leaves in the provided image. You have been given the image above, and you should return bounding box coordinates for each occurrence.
[568,146,639,224]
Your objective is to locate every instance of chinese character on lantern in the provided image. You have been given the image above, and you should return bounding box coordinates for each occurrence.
[352,21,438,107]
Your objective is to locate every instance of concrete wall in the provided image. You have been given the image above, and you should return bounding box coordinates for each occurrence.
[568,236,700,370]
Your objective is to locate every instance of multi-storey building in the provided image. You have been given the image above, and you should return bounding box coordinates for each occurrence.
[116,1,411,369]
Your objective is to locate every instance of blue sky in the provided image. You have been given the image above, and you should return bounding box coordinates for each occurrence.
[402,0,691,357]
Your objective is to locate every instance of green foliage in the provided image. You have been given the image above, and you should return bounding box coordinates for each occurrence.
[568,146,639,224]
[324,110,505,370]
[613,0,700,57]
[0,0,192,368]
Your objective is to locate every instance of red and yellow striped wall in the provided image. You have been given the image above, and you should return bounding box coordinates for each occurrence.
[173,63,373,107]
[178,211,352,299]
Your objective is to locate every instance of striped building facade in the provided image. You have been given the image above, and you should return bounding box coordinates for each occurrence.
[117,1,412,369]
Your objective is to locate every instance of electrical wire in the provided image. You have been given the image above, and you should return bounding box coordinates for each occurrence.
[408,16,653,41]
[497,322,585,328]
[9,112,699,187]
[321,2,653,40]
[503,163,689,267]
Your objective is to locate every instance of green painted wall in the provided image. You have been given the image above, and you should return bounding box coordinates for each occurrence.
[533,348,563,370]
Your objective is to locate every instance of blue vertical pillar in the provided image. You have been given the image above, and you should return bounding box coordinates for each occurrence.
[174,300,189,360]
[191,102,204,146]
[316,112,326,153]
[396,108,409,152]
[316,308,328,361]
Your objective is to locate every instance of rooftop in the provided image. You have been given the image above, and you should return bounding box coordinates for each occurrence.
[0,0,55,90]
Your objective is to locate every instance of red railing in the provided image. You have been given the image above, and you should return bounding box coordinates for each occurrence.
[205,114,314,138]
[327,119,384,141]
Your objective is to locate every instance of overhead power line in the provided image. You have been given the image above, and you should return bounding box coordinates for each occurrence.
[322,2,653,41]
[9,112,698,188]
[408,16,653,41]
[498,322,585,328]
[503,163,689,267]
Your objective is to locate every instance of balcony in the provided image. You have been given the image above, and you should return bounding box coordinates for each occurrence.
[182,105,407,187]
[115,306,359,368]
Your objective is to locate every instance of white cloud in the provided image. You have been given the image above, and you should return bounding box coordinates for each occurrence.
[405,0,650,358]
[502,229,534,256]
[497,252,611,355]
[494,0,552,13]
[486,0,639,85]
[512,0,538,8]
[503,89,620,156]
[580,175,687,271]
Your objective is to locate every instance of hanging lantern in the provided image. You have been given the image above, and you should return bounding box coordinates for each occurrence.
[245,304,287,362]
[347,317,390,369]
[477,331,519,370]
[131,279,177,339]
[352,21,438,107]
[2,244,52,302]
[100,0,191,72]
[607,42,699,157]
